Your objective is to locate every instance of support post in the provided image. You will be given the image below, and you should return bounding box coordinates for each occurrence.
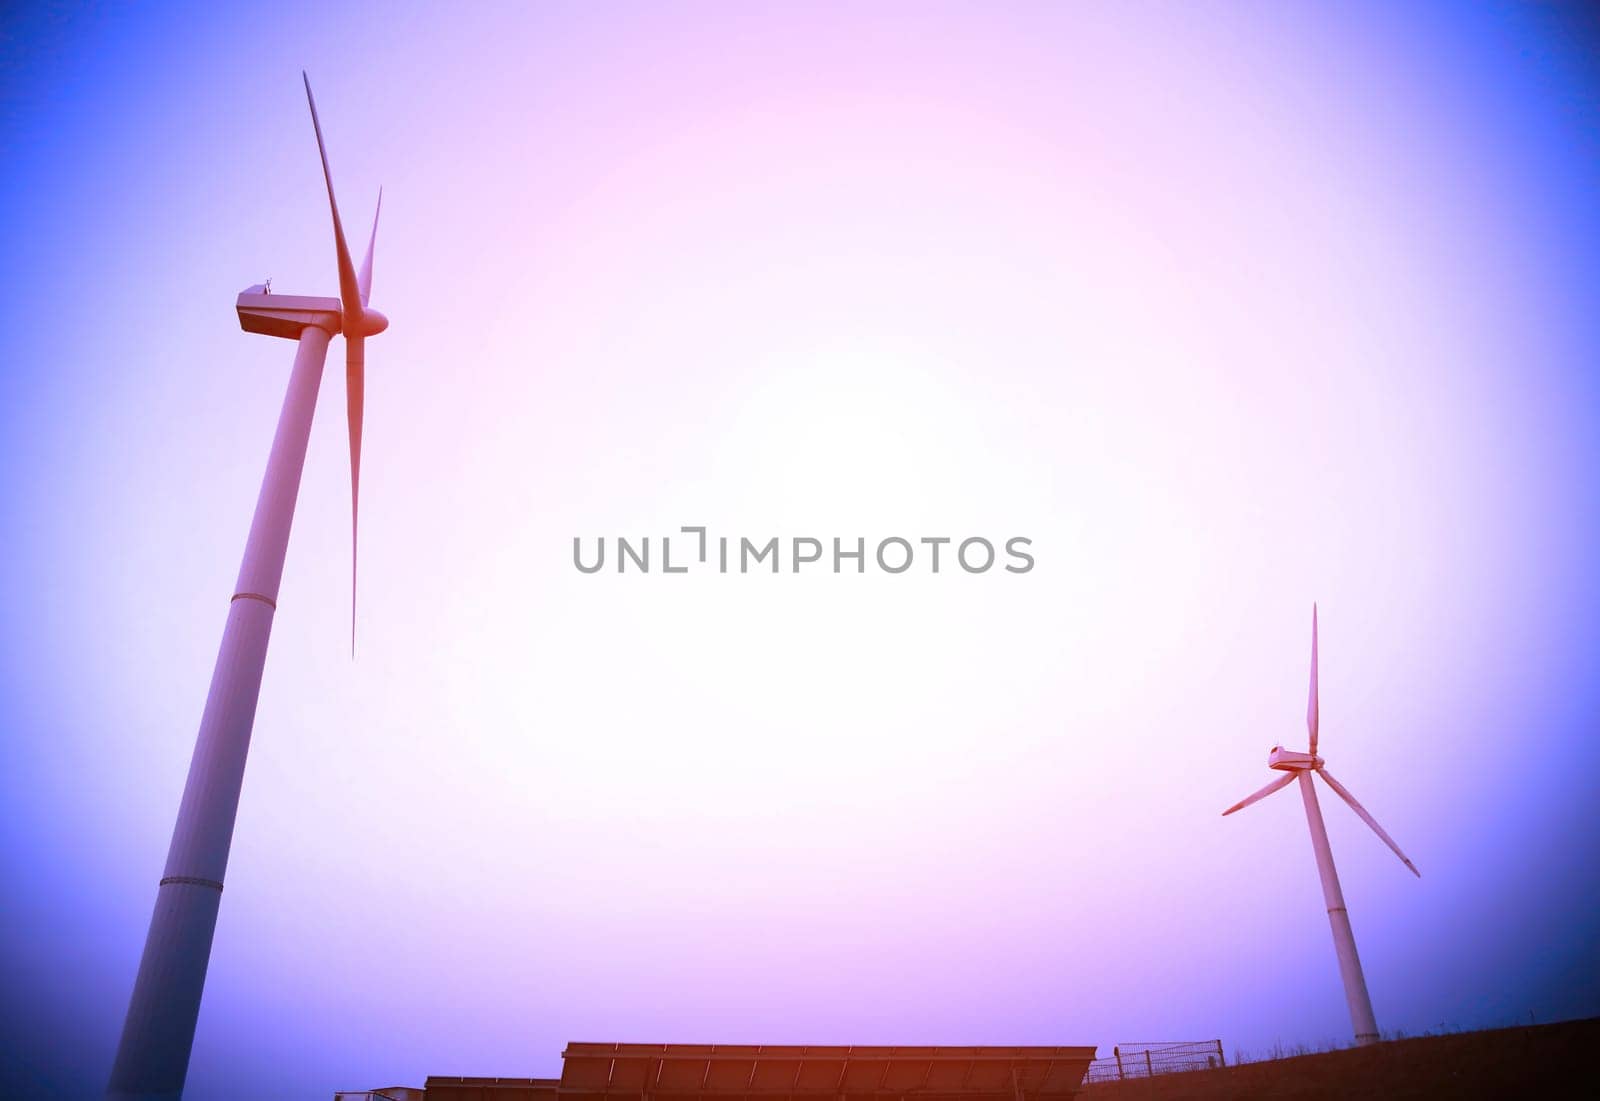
[1298,770,1380,1046]
[108,323,334,1100]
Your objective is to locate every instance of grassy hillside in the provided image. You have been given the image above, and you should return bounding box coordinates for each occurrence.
[1080,1017,1596,1100]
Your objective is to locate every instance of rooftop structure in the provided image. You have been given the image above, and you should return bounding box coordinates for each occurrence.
[340,1043,1098,1101]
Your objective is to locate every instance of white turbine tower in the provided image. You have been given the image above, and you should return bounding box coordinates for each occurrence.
[107,74,387,1101]
[1222,605,1419,1047]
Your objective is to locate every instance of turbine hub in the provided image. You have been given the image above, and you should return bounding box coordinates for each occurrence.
[354,307,388,337]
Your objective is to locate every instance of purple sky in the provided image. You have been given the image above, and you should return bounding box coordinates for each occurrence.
[3,3,1599,1098]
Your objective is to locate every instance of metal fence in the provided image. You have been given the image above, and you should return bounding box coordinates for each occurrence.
[1083,1041,1226,1084]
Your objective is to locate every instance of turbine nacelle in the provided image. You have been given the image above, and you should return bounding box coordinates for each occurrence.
[237,286,342,340]
[1268,745,1322,771]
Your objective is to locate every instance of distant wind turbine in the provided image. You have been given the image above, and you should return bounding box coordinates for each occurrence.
[107,74,388,1100]
[1222,605,1419,1047]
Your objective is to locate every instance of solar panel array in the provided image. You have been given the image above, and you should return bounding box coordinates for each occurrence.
[426,1043,1097,1101]
[557,1044,1095,1100]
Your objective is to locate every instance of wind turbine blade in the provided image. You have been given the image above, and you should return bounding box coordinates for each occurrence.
[1316,767,1419,877]
[303,73,363,323]
[1308,603,1320,756]
[346,337,364,657]
[357,188,381,306]
[1221,771,1297,816]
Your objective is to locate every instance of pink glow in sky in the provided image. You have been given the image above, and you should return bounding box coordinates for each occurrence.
[2,3,1598,1098]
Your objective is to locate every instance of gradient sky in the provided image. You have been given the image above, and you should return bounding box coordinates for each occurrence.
[3,2,1599,1098]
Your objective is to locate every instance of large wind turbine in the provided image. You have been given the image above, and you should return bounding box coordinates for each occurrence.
[1222,606,1419,1047]
[107,74,387,1101]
